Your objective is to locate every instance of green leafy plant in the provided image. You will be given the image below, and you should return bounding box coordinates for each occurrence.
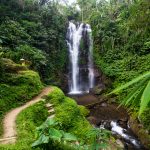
[85,128,111,150]
[33,88,111,150]
[32,118,78,149]
[109,71,150,115]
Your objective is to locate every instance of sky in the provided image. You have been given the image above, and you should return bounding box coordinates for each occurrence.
[61,0,77,5]
[68,0,76,4]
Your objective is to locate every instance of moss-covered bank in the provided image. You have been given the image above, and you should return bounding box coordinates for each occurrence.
[0,58,43,136]
[46,87,92,142]
[33,87,123,150]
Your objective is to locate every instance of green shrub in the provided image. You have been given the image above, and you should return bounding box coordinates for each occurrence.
[55,97,82,130]
[46,87,65,105]
[46,88,92,143]
[78,105,90,117]
[32,118,77,150]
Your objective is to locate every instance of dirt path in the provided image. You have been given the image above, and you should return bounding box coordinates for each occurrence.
[0,86,53,144]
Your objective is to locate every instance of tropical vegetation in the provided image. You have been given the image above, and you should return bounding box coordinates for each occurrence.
[0,0,150,149]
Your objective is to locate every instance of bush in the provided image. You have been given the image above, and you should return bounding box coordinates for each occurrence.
[78,105,90,117]
[46,87,92,143]
[55,97,82,130]
[46,87,65,105]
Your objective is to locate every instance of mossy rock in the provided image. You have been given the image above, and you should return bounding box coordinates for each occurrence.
[90,85,104,95]
[78,105,90,117]
[0,58,27,73]
[129,116,150,149]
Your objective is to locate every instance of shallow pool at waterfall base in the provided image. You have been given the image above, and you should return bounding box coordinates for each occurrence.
[68,90,89,95]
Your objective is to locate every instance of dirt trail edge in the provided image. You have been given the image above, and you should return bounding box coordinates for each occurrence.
[0,86,53,144]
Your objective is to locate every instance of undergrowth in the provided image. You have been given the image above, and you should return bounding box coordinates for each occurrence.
[0,101,48,150]
[34,87,111,149]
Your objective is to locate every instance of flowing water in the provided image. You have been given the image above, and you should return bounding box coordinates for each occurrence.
[66,22,94,94]
[71,95,147,150]
[110,121,143,149]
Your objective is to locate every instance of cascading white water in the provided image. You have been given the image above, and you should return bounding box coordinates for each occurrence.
[87,24,94,89]
[67,21,94,94]
[111,121,141,148]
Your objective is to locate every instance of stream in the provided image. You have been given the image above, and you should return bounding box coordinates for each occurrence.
[69,93,147,150]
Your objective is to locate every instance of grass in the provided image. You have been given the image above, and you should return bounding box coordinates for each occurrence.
[0,101,48,150]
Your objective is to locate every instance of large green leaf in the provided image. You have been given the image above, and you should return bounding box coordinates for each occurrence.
[49,128,62,141]
[32,134,49,147]
[63,133,77,141]
[139,81,150,115]
[46,118,56,126]
[120,86,140,107]
[109,71,150,94]
[122,78,148,106]
[131,85,146,108]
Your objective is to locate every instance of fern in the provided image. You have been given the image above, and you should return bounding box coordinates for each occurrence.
[109,71,150,116]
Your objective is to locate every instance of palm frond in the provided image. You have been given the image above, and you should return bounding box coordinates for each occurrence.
[117,77,148,107]
[139,81,150,115]
[109,72,150,94]
[110,71,150,116]
[131,85,146,108]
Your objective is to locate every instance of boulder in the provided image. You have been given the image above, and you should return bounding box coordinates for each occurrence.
[90,84,106,95]
[87,116,97,125]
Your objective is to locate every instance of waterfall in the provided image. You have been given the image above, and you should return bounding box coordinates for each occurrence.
[67,21,94,94]
[87,24,94,89]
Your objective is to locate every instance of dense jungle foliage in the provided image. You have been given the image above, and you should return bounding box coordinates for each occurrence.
[0,0,67,85]
[0,0,150,149]
[76,0,150,131]
[88,0,150,136]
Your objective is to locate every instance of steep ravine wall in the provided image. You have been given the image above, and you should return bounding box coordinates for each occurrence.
[129,116,150,149]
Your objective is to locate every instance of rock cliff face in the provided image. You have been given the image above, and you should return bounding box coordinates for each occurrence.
[129,116,150,149]
[90,67,112,95]
[61,66,112,94]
